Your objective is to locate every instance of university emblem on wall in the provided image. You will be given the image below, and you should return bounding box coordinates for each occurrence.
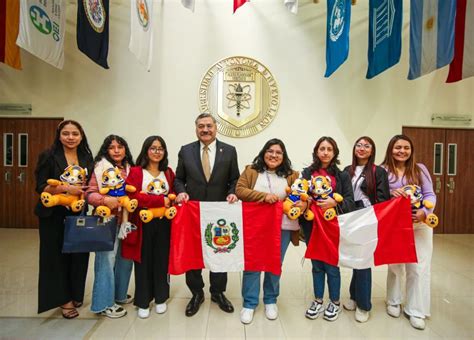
[84,0,106,33]
[199,56,279,138]
[205,219,239,253]
[136,0,150,30]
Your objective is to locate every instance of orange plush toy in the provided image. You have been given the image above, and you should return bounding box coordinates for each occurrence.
[402,185,439,228]
[310,175,343,221]
[139,178,177,223]
[283,178,314,220]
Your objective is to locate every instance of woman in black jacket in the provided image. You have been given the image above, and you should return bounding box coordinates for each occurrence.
[34,120,93,318]
[342,136,390,322]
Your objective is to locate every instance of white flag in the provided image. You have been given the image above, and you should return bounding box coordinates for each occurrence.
[16,0,67,69]
[284,0,298,14]
[182,0,195,12]
[129,0,154,71]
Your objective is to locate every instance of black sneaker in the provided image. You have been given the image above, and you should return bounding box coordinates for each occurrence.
[305,300,324,320]
[323,301,340,321]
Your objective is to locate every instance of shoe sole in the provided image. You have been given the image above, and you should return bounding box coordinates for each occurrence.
[101,311,127,319]
[323,313,339,321]
[305,312,322,320]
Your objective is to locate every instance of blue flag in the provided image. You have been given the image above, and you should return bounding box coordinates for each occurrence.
[77,0,109,69]
[325,0,352,77]
[366,0,403,79]
[408,0,456,80]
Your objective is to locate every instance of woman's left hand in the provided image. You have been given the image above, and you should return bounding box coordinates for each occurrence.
[412,209,426,223]
[316,197,337,210]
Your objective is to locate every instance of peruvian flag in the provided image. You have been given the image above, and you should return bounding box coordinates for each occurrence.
[234,0,249,13]
[305,197,417,269]
[446,0,474,83]
[169,201,282,275]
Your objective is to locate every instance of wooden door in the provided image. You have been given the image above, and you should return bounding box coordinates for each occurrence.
[0,118,62,228]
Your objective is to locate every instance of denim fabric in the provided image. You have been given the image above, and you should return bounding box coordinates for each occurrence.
[91,235,133,313]
[349,268,372,311]
[242,230,292,309]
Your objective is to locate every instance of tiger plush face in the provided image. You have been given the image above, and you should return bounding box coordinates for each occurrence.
[146,178,168,195]
[101,167,124,189]
[402,185,423,206]
[291,178,311,195]
[60,165,87,185]
[311,175,333,197]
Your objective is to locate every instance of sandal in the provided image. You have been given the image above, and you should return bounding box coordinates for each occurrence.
[73,301,83,308]
[61,306,79,319]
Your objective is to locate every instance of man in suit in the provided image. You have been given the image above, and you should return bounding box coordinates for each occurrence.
[175,113,240,317]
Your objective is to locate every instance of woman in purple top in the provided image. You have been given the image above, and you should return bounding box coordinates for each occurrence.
[381,135,436,331]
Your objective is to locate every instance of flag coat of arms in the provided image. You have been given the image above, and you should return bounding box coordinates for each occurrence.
[325,0,352,77]
[0,0,21,70]
[366,0,403,79]
[77,0,110,69]
[16,0,66,69]
[129,0,154,71]
[447,0,474,83]
[305,197,417,269]
[169,201,282,276]
[408,0,456,80]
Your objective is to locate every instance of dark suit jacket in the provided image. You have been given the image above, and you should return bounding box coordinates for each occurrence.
[174,140,239,201]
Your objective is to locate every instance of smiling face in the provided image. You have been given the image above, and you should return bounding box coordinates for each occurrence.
[392,139,412,165]
[108,140,126,165]
[316,141,334,168]
[354,138,373,164]
[195,117,217,146]
[264,144,284,171]
[59,123,82,150]
[147,139,165,165]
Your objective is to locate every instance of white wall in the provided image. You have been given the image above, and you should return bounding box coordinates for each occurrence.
[1,0,472,172]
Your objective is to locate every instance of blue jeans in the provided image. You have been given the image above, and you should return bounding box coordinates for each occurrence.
[349,268,372,311]
[301,219,341,302]
[242,230,292,309]
[91,234,133,313]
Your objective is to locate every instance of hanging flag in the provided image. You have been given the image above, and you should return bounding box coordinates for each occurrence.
[77,0,110,69]
[129,0,154,71]
[325,0,351,77]
[16,0,66,69]
[234,0,249,13]
[447,0,474,83]
[182,0,195,12]
[408,0,456,80]
[305,197,417,269]
[169,201,282,275]
[284,0,298,14]
[366,0,403,79]
[0,0,21,70]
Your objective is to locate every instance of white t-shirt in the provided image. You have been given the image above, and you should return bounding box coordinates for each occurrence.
[351,165,371,208]
[142,169,169,194]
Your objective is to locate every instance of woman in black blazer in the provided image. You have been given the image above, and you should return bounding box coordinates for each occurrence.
[34,120,93,318]
[342,136,390,323]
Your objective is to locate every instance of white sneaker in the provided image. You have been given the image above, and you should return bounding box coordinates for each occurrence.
[138,308,150,319]
[155,303,167,314]
[240,308,254,324]
[323,301,341,321]
[264,304,278,320]
[100,304,127,319]
[305,300,324,320]
[355,307,369,323]
[386,304,401,318]
[409,316,426,330]
[343,299,356,311]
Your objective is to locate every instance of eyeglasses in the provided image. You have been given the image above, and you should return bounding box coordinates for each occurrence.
[266,150,283,157]
[355,143,372,150]
[149,147,165,154]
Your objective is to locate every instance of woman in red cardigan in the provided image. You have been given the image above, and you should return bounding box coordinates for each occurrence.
[122,135,175,319]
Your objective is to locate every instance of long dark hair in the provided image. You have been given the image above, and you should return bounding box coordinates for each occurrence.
[308,136,340,175]
[382,134,421,185]
[94,135,135,167]
[349,136,376,199]
[251,138,293,177]
[135,136,169,171]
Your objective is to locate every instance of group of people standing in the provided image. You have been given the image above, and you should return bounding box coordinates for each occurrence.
[35,114,435,331]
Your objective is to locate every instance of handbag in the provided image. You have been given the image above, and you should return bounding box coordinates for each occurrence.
[62,203,117,253]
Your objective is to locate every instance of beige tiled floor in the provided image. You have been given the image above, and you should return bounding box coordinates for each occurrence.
[0,228,473,339]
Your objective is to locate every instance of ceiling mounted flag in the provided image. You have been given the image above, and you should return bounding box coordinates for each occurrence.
[408,0,456,80]
[447,0,474,83]
[284,0,298,14]
[16,0,66,69]
[366,0,403,79]
[234,0,249,13]
[0,0,21,70]
[129,0,154,71]
[325,0,351,77]
[77,0,110,69]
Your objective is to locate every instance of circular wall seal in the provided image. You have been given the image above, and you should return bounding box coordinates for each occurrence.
[83,0,106,33]
[199,56,279,138]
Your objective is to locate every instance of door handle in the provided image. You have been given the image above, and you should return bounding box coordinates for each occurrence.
[5,171,11,183]
[446,177,455,193]
[435,177,442,194]
[17,171,25,184]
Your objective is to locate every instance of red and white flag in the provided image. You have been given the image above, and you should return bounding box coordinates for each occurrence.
[446,0,474,83]
[305,197,417,269]
[234,0,249,13]
[169,201,282,275]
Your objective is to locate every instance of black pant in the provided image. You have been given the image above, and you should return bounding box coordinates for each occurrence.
[186,270,227,295]
[134,218,171,309]
[38,214,89,313]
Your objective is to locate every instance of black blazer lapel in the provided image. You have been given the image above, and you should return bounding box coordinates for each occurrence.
[210,140,224,182]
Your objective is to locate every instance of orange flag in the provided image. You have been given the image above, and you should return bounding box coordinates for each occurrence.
[0,0,21,70]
